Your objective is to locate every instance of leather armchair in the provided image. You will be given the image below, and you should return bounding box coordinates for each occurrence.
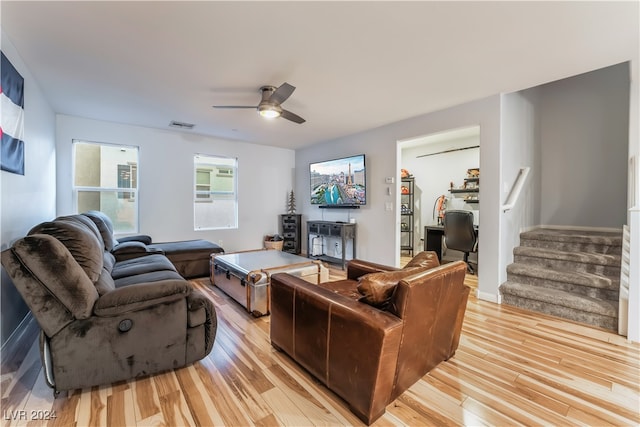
[270,256,469,424]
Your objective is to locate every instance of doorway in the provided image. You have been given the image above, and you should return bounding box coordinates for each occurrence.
[398,126,480,267]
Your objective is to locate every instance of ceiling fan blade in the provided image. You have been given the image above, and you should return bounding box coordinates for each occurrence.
[269,83,296,105]
[212,105,256,109]
[281,109,306,124]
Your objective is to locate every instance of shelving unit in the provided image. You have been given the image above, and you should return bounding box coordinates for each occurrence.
[280,214,301,254]
[400,177,415,256]
[449,170,479,204]
[307,220,356,270]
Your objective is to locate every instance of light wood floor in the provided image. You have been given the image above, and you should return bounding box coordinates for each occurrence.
[2,264,638,426]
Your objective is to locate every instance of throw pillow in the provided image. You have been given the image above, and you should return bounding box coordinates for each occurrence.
[404,251,440,269]
[357,266,427,308]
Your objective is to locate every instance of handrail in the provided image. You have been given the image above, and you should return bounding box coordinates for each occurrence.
[502,167,530,212]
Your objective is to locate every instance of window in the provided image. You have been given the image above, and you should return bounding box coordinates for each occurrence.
[73,140,139,234]
[117,163,137,200]
[194,154,237,230]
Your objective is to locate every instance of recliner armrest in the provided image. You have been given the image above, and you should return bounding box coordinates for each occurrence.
[117,234,153,245]
[93,279,190,316]
[111,241,164,261]
[346,259,400,280]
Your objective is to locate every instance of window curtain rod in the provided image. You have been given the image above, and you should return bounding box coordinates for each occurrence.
[416,145,479,158]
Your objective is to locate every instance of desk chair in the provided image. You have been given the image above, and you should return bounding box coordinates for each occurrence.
[443,210,478,273]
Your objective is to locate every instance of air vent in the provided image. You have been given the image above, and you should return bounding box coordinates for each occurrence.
[169,120,195,129]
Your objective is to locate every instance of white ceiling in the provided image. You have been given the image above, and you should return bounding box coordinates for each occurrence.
[2,1,638,150]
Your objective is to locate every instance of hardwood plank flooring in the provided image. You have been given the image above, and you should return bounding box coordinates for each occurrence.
[1,263,638,426]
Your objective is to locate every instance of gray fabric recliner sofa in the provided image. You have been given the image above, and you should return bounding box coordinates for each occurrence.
[83,210,224,278]
[1,213,216,395]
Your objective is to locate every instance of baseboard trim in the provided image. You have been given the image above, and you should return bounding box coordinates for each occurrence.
[477,290,501,304]
[520,225,540,233]
[1,313,39,373]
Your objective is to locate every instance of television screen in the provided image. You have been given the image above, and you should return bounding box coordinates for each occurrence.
[310,154,366,207]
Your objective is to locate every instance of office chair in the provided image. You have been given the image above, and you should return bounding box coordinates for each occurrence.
[443,210,478,274]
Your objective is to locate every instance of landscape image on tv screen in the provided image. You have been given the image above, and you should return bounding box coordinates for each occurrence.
[310,154,366,206]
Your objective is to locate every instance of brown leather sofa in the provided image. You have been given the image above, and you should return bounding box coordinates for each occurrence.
[270,253,469,424]
[1,213,216,395]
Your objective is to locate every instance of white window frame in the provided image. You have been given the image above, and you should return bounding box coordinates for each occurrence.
[194,154,238,230]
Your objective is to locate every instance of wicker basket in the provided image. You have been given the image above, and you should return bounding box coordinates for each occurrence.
[264,237,284,250]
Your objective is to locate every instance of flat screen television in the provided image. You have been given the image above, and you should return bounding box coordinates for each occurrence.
[310,154,366,208]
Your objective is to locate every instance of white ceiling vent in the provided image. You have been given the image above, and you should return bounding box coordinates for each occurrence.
[169,120,195,129]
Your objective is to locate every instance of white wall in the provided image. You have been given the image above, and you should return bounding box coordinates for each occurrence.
[56,115,295,252]
[295,95,502,301]
[499,88,542,284]
[1,32,56,345]
[539,63,629,229]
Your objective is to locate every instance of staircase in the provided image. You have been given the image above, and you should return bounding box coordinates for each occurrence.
[499,228,622,331]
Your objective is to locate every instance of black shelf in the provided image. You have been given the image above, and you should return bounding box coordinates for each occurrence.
[318,205,360,209]
[451,169,480,204]
[400,177,415,257]
[309,254,343,265]
[450,188,479,193]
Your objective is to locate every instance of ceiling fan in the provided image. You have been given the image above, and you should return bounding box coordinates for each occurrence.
[213,82,305,124]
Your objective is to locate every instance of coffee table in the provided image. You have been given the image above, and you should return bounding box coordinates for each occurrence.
[210,249,329,317]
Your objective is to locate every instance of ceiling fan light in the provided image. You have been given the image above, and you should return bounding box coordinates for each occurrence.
[259,109,280,119]
[258,104,282,119]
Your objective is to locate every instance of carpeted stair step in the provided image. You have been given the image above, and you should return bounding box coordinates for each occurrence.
[500,281,618,330]
[506,263,619,300]
[520,228,622,255]
[513,246,621,277]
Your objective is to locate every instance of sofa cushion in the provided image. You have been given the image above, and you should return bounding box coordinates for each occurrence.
[404,251,440,269]
[83,210,118,252]
[103,252,116,273]
[114,269,184,287]
[95,268,116,296]
[111,254,177,280]
[8,234,99,321]
[149,240,223,278]
[93,279,190,316]
[111,241,164,262]
[29,219,103,283]
[149,240,223,258]
[56,214,104,246]
[357,266,428,308]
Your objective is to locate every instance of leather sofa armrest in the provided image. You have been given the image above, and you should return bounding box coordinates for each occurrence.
[270,272,404,424]
[93,279,190,316]
[271,273,403,354]
[111,241,164,262]
[346,259,400,280]
[117,234,153,245]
